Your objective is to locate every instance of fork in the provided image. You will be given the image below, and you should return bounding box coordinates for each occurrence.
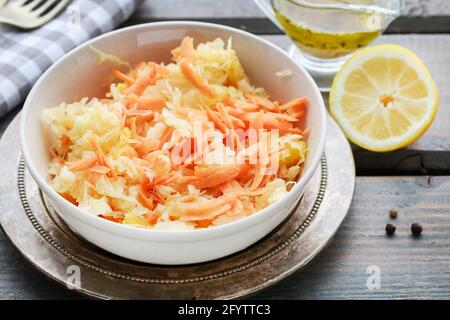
[0,0,71,29]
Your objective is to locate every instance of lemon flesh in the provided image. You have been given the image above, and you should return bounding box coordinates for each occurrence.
[330,44,439,152]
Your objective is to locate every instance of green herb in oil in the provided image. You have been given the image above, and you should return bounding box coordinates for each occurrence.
[275,9,381,59]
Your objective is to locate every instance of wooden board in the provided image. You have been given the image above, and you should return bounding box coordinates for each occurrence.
[1,176,449,299]
[1,0,450,300]
[255,176,450,299]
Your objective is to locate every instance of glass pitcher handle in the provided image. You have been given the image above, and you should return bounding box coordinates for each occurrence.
[253,0,283,30]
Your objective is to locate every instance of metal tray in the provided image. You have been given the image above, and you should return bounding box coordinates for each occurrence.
[0,115,355,299]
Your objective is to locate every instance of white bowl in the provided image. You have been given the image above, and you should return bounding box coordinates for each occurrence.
[20,21,327,265]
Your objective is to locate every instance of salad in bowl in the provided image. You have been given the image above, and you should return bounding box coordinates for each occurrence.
[20,22,326,264]
[42,37,309,231]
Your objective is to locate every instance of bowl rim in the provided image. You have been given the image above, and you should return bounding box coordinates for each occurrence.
[20,21,327,241]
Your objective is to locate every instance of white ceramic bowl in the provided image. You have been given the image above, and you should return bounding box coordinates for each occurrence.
[20,22,327,265]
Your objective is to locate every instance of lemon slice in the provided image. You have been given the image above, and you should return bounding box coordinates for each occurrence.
[330,44,439,152]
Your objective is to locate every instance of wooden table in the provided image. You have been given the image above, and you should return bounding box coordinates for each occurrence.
[1,0,450,299]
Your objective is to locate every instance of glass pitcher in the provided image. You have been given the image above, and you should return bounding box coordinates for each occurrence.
[254,0,404,90]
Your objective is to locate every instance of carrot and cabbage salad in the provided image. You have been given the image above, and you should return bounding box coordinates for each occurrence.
[42,37,309,230]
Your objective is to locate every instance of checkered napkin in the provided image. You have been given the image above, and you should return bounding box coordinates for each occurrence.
[0,0,143,118]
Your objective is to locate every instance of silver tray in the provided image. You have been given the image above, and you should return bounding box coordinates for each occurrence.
[0,115,355,299]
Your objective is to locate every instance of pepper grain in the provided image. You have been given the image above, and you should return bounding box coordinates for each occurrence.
[389,209,398,219]
[386,224,396,235]
[411,223,423,236]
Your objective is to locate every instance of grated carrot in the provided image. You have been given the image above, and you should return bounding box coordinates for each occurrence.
[125,65,158,96]
[280,97,307,119]
[69,155,97,171]
[99,213,125,223]
[180,59,217,98]
[113,69,135,85]
[179,36,195,62]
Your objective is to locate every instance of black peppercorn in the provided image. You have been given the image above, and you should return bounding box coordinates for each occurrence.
[411,223,422,236]
[389,209,398,219]
[385,223,396,235]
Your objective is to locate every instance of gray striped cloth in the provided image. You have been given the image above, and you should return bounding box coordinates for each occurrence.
[0,0,142,118]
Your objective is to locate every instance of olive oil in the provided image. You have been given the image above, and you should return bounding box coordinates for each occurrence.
[274,8,381,59]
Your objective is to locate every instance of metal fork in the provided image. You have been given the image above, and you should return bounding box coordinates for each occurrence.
[0,0,71,29]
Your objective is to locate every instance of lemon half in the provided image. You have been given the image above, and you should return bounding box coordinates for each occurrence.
[330,44,439,152]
